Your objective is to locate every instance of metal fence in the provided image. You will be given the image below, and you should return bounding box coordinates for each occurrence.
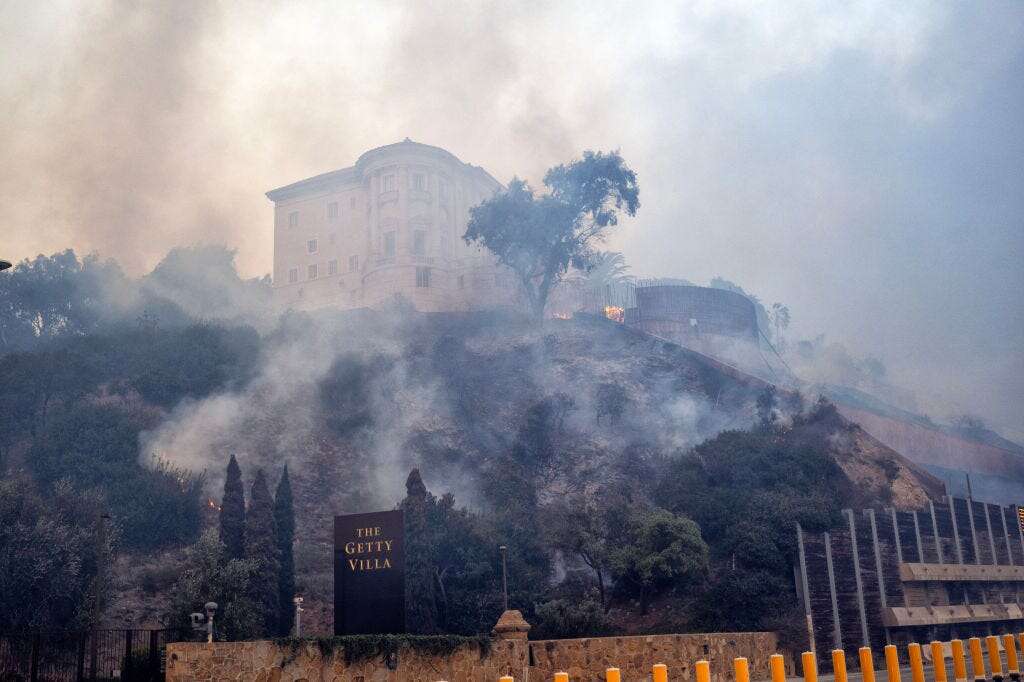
[0,628,186,682]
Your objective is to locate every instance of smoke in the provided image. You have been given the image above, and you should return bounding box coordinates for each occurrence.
[2,1,1021,435]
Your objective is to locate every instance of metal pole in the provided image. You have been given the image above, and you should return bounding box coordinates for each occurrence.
[499,545,509,612]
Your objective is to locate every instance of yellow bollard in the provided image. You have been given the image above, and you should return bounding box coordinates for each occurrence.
[833,650,848,682]
[735,658,751,682]
[968,637,986,682]
[988,635,1005,680]
[952,640,968,682]
[606,669,621,682]
[697,659,711,682]
[802,651,818,682]
[555,674,569,682]
[885,644,901,682]
[909,643,925,682]
[932,641,948,682]
[770,654,787,682]
[653,663,668,682]
[1004,634,1021,676]
[860,647,877,682]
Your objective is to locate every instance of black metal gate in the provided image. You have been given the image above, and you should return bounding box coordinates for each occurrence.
[0,629,185,682]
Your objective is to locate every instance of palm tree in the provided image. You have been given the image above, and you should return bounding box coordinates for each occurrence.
[580,251,633,290]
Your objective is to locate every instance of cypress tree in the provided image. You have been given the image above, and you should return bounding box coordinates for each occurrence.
[218,454,246,561]
[245,468,280,636]
[402,468,438,634]
[273,464,296,636]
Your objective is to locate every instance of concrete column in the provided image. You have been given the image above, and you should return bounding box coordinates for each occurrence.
[824,532,843,651]
[930,501,944,564]
[913,512,925,563]
[998,505,1014,566]
[889,508,904,563]
[845,509,871,647]
[948,495,965,564]
[868,509,888,609]
[796,524,815,653]
[983,504,998,565]
[966,500,981,564]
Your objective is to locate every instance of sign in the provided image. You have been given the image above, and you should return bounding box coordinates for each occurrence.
[334,509,405,635]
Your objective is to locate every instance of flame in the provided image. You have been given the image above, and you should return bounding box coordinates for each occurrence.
[603,305,624,323]
[207,498,222,512]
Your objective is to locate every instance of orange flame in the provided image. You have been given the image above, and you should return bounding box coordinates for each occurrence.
[603,306,624,323]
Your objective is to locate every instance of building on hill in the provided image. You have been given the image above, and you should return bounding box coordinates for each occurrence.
[267,139,519,312]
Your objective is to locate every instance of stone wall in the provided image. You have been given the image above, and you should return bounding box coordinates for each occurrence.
[165,638,526,682]
[165,631,780,682]
[529,632,780,682]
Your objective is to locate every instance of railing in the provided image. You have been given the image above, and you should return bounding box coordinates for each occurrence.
[463,631,1024,682]
[0,628,186,681]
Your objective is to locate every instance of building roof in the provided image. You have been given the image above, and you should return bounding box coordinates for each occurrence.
[265,138,500,202]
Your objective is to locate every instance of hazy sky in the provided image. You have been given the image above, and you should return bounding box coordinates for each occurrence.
[2,1,1022,436]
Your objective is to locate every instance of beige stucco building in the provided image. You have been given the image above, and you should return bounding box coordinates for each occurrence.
[267,139,518,312]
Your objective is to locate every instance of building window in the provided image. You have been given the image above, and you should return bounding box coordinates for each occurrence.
[307,239,318,254]
[328,259,338,276]
[412,230,426,255]
[457,274,464,289]
[308,264,318,280]
[416,266,431,288]
[349,255,359,272]
[329,233,336,245]
[438,179,448,200]
[327,202,338,221]
[288,267,298,284]
[382,174,395,193]
[350,197,357,209]
[288,211,299,228]
[384,231,396,257]
[411,173,425,191]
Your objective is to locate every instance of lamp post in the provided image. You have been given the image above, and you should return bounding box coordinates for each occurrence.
[499,545,509,612]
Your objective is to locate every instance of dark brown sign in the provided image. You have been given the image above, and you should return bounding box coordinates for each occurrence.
[333,509,405,635]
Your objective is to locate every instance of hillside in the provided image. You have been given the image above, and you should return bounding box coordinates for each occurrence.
[0,307,942,636]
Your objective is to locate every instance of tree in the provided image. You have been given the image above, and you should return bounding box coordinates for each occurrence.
[273,464,296,636]
[769,302,791,349]
[402,469,439,634]
[608,506,708,614]
[166,529,262,641]
[464,150,639,318]
[0,477,108,632]
[0,250,127,352]
[548,494,616,611]
[756,385,779,430]
[245,469,279,636]
[219,455,246,561]
[578,251,634,289]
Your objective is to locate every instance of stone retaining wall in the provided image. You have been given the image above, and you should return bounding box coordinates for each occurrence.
[530,632,780,682]
[165,631,779,681]
[165,638,525,682]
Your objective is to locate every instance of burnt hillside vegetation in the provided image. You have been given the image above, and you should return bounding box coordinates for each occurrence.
[0,303,941,637]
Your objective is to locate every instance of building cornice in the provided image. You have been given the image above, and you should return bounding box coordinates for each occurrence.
[266,139,502,203]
